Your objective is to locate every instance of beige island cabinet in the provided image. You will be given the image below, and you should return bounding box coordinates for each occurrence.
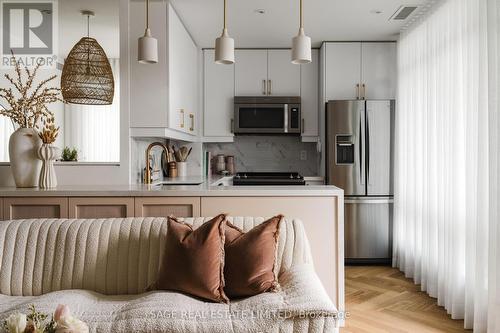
[0,183,344,316]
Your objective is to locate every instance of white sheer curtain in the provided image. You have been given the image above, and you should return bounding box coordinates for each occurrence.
[64,58,120,162]
[394,0,499,331]
[487,0,499,332]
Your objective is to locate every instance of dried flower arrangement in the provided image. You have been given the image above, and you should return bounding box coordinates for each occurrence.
[0,52,62,129]
[38,116,59,144]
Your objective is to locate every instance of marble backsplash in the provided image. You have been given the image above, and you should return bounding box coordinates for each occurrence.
[204,136,320,176]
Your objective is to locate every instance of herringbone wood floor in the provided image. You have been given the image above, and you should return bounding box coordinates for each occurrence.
[341,266,472,333]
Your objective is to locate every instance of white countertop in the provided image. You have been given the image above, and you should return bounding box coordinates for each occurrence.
[0,176,342,197]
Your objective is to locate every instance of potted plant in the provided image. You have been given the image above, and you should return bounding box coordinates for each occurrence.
[0,53,62,187]
[37,117,60,189]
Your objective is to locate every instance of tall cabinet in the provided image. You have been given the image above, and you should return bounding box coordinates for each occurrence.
[130,1,199,141]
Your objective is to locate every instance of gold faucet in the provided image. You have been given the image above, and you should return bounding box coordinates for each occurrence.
[144,142,169,184]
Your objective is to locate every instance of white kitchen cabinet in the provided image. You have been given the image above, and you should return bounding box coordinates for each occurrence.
[325,43,362,100]
[361,43,397,100]
[267,50,300,96]
[235,49,300,96]
[323,42,396,101]
[203,49,235,140]
[129,2,199,141]
[300,49,319,140]
[234,50,268,96]
[168,5,199,135]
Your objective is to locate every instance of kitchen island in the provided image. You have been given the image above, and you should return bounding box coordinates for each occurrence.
[0,179,344,315]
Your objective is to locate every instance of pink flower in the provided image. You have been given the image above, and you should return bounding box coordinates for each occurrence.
[54,304,71,322]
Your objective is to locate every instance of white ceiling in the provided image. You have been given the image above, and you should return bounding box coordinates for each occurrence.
[169,0,429,48]
[58,0,119,59]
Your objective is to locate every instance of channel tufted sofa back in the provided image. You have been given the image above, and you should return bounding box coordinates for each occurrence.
[0,217,313,297]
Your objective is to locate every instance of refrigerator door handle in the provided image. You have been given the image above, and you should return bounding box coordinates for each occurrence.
[284,104,289,133]
[359,109,366,186]
[366,109,371,185]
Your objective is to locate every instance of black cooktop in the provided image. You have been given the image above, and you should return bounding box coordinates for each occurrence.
[233,172,306,186]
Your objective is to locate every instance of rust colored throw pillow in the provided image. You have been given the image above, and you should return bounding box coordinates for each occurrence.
[150,214,229,303]
[224,215,283,299]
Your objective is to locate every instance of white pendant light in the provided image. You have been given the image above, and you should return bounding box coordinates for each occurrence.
[291,0,311,64]
[215,0,234,64]
[138,0,158,64]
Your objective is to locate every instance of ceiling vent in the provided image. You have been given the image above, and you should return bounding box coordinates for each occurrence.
[390,5,418,20]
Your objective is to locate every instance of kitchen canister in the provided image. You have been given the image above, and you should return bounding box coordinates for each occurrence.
[168,162,178,178]
[216,154,226,173]
[225,155,235,175]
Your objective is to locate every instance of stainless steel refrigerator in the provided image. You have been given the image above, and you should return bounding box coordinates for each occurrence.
[326,100,394,264]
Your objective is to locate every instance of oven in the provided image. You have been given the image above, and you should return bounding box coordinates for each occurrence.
[233,96,301,134]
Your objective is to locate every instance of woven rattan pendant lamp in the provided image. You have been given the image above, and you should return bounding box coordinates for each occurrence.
[61,10,114,105]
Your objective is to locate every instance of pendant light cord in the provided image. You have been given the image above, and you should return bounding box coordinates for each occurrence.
[146,0,150,29]
[300,0,303,28]
[223,0,227,29]
[87,14,90,37]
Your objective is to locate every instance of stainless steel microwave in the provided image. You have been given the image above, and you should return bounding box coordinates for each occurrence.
[233,96,301,134]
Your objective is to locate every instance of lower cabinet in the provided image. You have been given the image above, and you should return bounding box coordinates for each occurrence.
[135,197,201,218]
[200,196,341,306]
[69,198,135,218]
[3,197,69,220]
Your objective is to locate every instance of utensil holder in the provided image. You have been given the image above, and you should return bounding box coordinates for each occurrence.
[177,162,187,177]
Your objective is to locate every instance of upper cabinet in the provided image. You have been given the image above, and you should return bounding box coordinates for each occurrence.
[235,50,300,96]
[361,43,397,100]
[129,2,199,141]
[323,42,396,101]
[324,43,362,100]
[234,50,268,96]
[168,6,199,136]
[203,49,234,140]
[301,49,319,139]
[267,50,301,96]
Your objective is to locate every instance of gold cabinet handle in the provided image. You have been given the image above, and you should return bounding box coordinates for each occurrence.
[361,84,366,100]
[268,79,272,95]
[262,80,266,95]
[189,113,194,132]
[230,118,234,133]
[301,118,305,133]
[356,84,360,100]
[180,109,185,128]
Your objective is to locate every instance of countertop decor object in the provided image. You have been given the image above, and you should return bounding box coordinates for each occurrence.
[37,117,60,189]
[168,161,178,178]
[61,10,114,105]
[214,0,234,64]
[0,52,61,188]
[225,155,235,175]
[138,0,158,64]
[215,154,226,174]
[172,146,192,177]
[291,0,312,64]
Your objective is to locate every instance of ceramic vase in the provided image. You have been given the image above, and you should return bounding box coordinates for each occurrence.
[8,128,42,188]
[37,144,60,189]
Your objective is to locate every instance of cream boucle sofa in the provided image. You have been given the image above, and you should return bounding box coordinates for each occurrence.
[0,217,338,332]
